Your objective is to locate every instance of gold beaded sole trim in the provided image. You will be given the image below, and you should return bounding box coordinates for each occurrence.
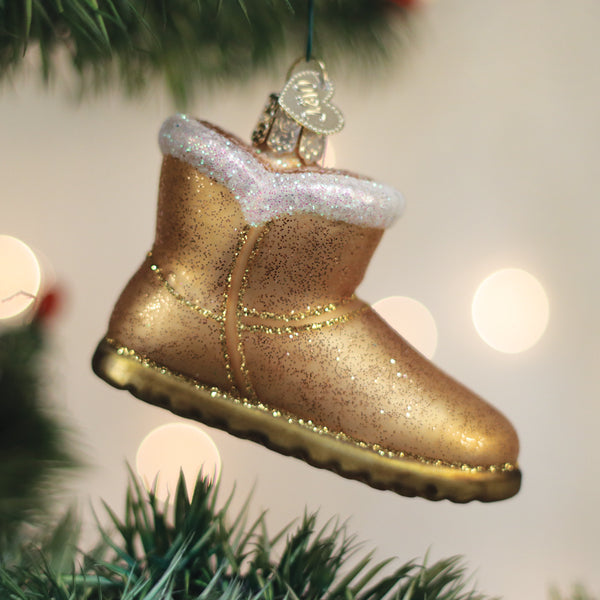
[92,338,521,503]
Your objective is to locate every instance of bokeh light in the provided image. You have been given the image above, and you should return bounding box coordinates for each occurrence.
[0,235,42,320]
[136,422,222,502]
[472,268,549,353]
[372,296,438,359]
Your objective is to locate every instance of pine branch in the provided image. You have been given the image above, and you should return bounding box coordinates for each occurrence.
[0,469,497,599]
[0,0,411,106]
[0,322,79,555]
[550,585,598,600]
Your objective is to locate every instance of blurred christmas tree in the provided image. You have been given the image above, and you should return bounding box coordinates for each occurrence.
[0,0,414,106]
[0,293,78,554]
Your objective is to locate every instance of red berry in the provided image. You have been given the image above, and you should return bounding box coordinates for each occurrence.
[35,288,62,323]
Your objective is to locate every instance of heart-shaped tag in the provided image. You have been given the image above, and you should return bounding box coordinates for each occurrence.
[278,70,344,136]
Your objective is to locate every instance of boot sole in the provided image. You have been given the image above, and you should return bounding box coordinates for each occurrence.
[92,338,521,503]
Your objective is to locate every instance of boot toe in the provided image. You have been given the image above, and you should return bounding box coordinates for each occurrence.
[449,405,520,468]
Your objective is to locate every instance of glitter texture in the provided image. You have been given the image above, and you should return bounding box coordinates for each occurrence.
[95,117,521,502]
[159,114,404,229]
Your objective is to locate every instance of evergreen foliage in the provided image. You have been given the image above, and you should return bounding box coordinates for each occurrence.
[0,1,410,106]
[0,321,77,555]
[0,469,495,599]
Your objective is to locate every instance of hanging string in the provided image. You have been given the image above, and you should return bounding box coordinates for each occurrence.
[305,0,315,62]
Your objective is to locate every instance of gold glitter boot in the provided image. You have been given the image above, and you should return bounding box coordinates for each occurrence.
[92,115,521,503]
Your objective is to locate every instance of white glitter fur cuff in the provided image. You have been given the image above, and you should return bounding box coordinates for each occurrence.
[159,114,405,229]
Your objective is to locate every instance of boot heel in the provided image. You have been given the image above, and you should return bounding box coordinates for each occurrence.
[92,338,228,420]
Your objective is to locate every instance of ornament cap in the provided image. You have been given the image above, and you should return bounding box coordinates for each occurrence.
[251,58,344,166]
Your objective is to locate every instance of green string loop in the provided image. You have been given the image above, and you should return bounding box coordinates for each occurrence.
[306,0,315,62]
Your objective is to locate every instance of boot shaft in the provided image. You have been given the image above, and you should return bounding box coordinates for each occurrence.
[241,213,382,315]
[153,156,383,316]
[152,156,247,315]
[151,116,402,316]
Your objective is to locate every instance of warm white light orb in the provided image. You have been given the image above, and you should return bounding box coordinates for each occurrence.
[136,423,222,502]
[472,268,549,353]
[372,296,438,359]
[0,235,42,320]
